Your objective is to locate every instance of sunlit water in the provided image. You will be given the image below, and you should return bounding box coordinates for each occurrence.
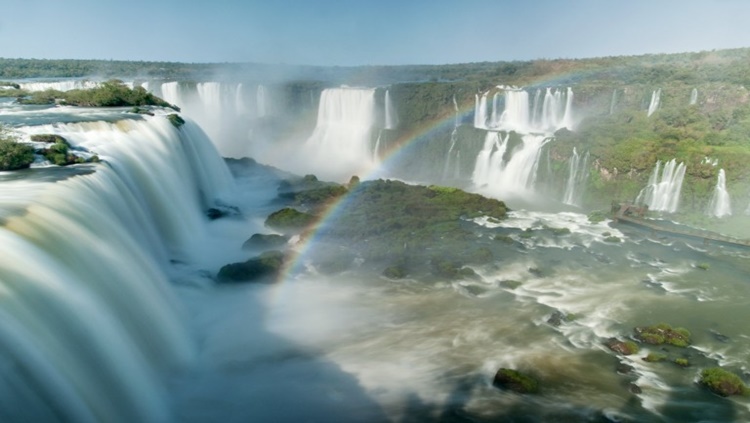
[1,101,750,422]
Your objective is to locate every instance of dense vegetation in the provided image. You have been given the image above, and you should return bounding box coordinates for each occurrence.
[18,79,176,108]
[0,130,34,171]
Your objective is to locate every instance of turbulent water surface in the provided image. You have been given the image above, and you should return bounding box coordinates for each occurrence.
[1,96,750,422]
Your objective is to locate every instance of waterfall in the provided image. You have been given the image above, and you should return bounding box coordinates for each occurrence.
[384,90,398,129]
[302,87,377,181]
[470,86,573,198]
[2,114,232,422]
[442,95,461,180]
[690,88,698,105]
[472,132,550,198]
[609,89,618,115]
[562,148,589,206]
[19,80,100,92]
[635,159,686,213]
[257,85,267,118]
[707,169,732,218]
[647,89,661,117]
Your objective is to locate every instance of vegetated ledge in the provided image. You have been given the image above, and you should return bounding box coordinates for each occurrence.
[16,79,179,110]
[219,174,509,283]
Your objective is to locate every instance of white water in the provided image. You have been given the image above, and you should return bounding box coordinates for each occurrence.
[707,168,732,218]
[384,89,397,129]
[471,86,573,199]
[647,89,661,117]
[442,95,461,180]
[609,89,618,115]
[690,88,698,105]
[562,147,589,206]
[635,159,686,213]
[19,80,101,92]
[300,87,378,181]
[0,113,232,422]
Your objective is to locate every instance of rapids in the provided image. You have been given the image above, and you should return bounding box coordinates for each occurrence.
[1,96,750,423]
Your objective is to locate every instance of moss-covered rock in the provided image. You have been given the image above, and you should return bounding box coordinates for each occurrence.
[499,280,522,289]
[674,358,690,367]
[30,134,68,144]
[217,250,285,283]
[167,113,185,128]
[383,264,407,279]
[492,368,539,394]
[265,207,317,234]
[634,323,691,347]
[0,138,34,171]
[700,367,747,397]
[242,233,289,250]
[643,353,668,363]
[605,338,640,355]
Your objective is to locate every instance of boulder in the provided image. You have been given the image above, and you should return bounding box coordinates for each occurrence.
[492,368,539,394]
[217,251,285,283]
[242,233,289,250]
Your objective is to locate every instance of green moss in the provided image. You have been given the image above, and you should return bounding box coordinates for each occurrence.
[587,210,608,224]
[700,367,748,397]
[635,323,691,347]
[217,250,285,283]
[0,138,34,171]
[167,113,185,128]
[30,134,68,144]
[674,358,690,367]
[604,236,622,243]
[643,353,668,363]
[605,338,640,355]
[492,368,539,394]
[696,263,710,270]
[265,208,317,234]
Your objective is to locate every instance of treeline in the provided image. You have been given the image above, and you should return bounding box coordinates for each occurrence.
[4,47,750,87]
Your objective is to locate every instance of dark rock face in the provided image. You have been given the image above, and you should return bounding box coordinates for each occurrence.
[217,251,285,283]
[492,368,539,394]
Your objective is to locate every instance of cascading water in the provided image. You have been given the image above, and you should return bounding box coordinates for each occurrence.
[301,87,378,181]
[472,86,574,199]
[19,80,100,92]
[635,159,686,213]
[442,95,461,180]
[1,113,232,422]
[562,148,589,206]
[257,85,267,118]
[690,88,698,105]
[384,89,397,129]
[647,89,661,117]
[609,89,618,115]
[707,168,732,218]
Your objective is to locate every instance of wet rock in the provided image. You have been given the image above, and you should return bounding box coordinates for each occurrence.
[242,233,289,250]
[629,383,642,394]
[616,363,635,374]
[217,250,285,283]
[492,368,539,394]
[605,338,639,355]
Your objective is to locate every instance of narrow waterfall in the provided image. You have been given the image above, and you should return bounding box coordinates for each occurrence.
[471,86,573,199]
[707,169,732,217]
[562,147,589,206]
[647,89,661,117]
[609,89,618,115]
[384,89,398,129]
[1,114,232,422]
[442,95,461,180]
[302,87,377,181]
[690,88,698,105]
[635,159,686,213]
[257,85,267,117]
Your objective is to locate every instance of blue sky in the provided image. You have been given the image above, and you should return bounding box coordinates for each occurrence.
[2,0,750,65]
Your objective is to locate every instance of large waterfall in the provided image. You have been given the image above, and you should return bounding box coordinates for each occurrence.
[707,168,732,217]
[690,88,698,105]
[1,114,232,422]
[635,159,686,213]
[562,147,589,206]
[301,87,378,181]
[472,86,573,199]
[384,89,397,130]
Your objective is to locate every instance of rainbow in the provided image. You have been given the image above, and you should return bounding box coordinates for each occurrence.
[268,76,587,300]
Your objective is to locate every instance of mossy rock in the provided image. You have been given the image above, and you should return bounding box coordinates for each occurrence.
[604,236,622,243]
[167,113,185,128]
[493,368,539,394]
[643,353,668,363]
[30,134,69,144]
[519,228,534,239]
[634,323,691,347]
[700,367,748,397]
[383,265,407,279]
[588,210,608,224]
[265,207,317,234]
[696,263,710,271]
[674,358,690,367]
[499,280,522,289]
[217,250,285,283]
[549,227,572,236]
[605,338,639,355]
[242,233,289,250]
[0,139,34,170]
[494,234,514,243]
